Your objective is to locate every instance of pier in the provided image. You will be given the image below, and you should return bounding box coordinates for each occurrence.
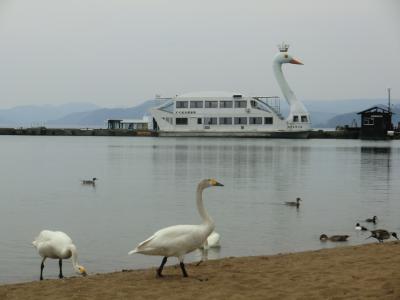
[1,127,399,139]
[0,127,157,137]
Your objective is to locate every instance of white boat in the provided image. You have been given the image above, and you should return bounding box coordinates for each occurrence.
[150,43,311,138]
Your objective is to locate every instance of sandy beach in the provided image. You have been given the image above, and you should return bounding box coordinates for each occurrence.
[1,242,399,300]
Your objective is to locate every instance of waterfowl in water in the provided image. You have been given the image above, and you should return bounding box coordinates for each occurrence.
[367,229,399,243]
[320,234,349,242]
[285,197,301,207]
[32,230,87,280]
[128,178,224,277]
[365,216,377,224]
[81,178,97,185]
[355,223,368,231]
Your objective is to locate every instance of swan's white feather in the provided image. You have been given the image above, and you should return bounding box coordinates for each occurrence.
[130,224,211,257]
[32,230,74,259]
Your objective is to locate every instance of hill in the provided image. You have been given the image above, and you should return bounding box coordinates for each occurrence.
[47,99,165,127]
[0,103,100,127]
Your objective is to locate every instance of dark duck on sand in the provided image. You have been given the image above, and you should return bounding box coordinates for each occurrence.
[367,229,398,243]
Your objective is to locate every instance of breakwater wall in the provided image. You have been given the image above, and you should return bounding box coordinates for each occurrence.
[0,127,158,137]
[0,127,398,139]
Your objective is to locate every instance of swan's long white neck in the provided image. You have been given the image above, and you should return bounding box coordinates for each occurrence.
[68,244,80,270]
[273,57,308,121]
[196,185,214,229]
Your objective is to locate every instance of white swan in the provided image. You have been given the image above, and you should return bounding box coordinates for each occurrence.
[32,230,87,280]
[129,178,223,277]
[200,231,221,249]
[273,42,310,124]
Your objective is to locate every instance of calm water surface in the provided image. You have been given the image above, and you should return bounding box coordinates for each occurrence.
[1,136,400,283]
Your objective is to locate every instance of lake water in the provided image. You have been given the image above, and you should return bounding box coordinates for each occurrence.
[1,136,400,283]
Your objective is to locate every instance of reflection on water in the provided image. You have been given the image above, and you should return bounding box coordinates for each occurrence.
[0,137,400,283]
[360,146,392,200]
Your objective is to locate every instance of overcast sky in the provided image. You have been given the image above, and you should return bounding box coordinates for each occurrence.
[0,0,399,108]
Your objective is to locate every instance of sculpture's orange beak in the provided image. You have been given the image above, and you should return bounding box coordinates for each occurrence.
[290,58,303,65]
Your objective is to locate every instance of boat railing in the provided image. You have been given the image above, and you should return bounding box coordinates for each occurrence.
[253,96,284,120]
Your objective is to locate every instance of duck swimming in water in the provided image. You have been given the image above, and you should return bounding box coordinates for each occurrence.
[81,178,97,185]
[285,197,301,207]
[367,229,398,243]
[320,234,349,242]
[355,223,368,231]
[365,216,377,224]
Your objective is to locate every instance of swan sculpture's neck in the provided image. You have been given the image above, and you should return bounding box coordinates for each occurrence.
[273,58,308,120]
[196,185,214,227]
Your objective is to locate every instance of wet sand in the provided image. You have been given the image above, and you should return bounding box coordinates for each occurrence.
[1,242,399,300]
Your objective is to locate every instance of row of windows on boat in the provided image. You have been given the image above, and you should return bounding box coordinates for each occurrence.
[176,100,248,109]
[164,117,275,125]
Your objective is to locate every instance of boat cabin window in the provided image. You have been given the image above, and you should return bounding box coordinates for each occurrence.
[204,117,218,125]
[235,101,247,108]
[234,117,247,125]
[301,115,308,122]
[293,115,299,122]
[190,101,203,108]
[249,117,262,125]
[176,101,188,109]
[205,101,218,108]
[219,117,233,125]
[175,118,188,125]
[197,118,202,124]
[220,101,233,108]
[264,117,273,124]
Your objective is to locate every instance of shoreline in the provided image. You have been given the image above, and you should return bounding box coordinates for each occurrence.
[1,127,398,139]
[1,242,399,299]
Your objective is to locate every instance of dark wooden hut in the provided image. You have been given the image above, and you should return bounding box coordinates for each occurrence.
[357,106,393,139]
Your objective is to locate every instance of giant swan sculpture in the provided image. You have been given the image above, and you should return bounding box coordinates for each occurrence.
[129,178,223,277]
[32,230,87,280]
[273,42,310,124]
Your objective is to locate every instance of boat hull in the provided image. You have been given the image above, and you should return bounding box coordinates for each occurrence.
[158,130,311,138]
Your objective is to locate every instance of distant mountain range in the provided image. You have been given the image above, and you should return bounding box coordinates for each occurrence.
[47,99,165,127]
[0,98,398,128]
[0,103,100,127]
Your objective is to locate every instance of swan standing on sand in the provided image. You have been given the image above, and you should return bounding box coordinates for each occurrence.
[129,178,224,277]
[32,230,87,280]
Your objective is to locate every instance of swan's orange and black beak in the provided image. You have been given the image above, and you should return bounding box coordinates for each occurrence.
[290,58,303,65]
